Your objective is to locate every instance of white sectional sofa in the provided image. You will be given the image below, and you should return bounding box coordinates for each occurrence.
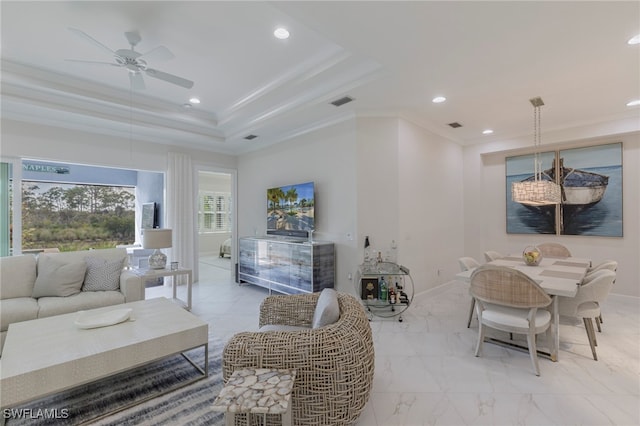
[0,247,145,355]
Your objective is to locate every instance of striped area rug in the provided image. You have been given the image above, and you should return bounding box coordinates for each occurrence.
[6,340,225,426]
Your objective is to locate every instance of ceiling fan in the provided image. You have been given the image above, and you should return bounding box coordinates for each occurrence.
[66,28,194,90]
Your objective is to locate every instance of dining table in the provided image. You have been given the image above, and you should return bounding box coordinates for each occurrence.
[455,254,591,361]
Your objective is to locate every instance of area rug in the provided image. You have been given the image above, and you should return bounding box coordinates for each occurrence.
[6,339,225,426]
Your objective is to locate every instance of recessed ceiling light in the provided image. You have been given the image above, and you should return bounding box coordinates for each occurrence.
[189,97,200,104]
[627,99,640,107]
[627,34,640,45]
[274,28,290,39]
[432,96,446,103]
[482,129,494,135]
[182,103,192,109]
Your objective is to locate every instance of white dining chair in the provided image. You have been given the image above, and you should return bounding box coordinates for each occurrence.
[483,251,504,262]
[458,257,481,328]
[470,265,552,376]
[584,260,617,328]
[558,270,616,360]
[536,242,572,258]
[587,260,617,275]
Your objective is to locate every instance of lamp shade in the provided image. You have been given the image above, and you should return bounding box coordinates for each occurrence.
[142,229,172,249]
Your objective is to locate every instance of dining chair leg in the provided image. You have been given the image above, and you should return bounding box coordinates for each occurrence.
[595,315,602,332]
[467,298,476,328]
[474,321,485,357]
[526,331,540,376]
[583,318,598,361]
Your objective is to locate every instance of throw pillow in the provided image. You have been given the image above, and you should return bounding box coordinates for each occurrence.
[311,288,340,329]
[82,256,124,291]
[32,255,87,298]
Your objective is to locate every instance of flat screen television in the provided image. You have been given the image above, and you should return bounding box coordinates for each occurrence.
[266,181,315,238]
[141,202,158,229]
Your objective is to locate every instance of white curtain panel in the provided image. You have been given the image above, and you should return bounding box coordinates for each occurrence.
[166,152,195,272]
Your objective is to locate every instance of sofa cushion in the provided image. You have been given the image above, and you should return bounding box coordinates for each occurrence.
[312,288,340,329]
[32,255,87,298]
[0,298,39,332]
[0,255,37,299]
[37,291,125,319]
[82,256,124,291]
[40,248,127,266]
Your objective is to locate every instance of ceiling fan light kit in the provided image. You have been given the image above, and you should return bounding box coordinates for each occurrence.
[66,28,194,90]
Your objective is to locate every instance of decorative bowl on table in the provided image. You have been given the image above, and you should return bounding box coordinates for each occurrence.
[522,246,542,266]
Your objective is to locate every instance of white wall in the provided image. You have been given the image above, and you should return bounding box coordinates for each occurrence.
[356,117,400,263]
[238,116,465,296]
[463,130,640,297]
[355,117,465,295]
[397,120,465,292]
[237,119,358,293]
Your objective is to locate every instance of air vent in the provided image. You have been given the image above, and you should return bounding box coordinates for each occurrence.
[448,122,463,128]
[244,134,258,140]
[330,96,354,107]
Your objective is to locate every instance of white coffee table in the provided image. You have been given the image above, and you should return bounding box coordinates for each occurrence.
[0,297,208,421]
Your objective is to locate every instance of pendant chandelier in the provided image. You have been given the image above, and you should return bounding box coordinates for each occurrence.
[511,97,561,206]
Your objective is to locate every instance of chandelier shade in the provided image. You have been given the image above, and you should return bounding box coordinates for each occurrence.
[511,97,561,206]
[511,180,561,206]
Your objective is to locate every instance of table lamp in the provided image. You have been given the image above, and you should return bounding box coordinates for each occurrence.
[142,229,172,269]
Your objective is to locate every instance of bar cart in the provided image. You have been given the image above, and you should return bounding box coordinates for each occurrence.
[355,261,414,322]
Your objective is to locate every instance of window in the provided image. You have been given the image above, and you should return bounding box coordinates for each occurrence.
[21,181,136,251]
[199,192,231,233]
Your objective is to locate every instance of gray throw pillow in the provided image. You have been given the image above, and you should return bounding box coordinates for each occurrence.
[311,288,340,328]
[32,255,87,298]
[82,256,124,291]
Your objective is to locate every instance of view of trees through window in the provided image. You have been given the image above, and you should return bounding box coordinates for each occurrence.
[22,181,136,251]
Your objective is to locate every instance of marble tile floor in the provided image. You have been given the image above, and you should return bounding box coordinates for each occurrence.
[146,262,640,426]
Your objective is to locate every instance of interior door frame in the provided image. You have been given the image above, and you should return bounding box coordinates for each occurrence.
[193,163,237,283]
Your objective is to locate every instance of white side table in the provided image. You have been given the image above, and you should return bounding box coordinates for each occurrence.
[132,267,193,310]
[212,368,296,426]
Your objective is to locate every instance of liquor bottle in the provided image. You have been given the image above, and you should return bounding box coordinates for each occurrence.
[389,286,396,304]
[379,276,388,301]
[364,236,371,264]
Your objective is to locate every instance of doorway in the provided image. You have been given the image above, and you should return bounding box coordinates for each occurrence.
[197,170,234,279]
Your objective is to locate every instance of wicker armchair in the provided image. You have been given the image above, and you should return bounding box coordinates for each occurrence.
[222,291,375,426]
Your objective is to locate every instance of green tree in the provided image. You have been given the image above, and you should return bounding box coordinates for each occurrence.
[41,186,65,212]
[285,187,298,212]
[65,186,89,212]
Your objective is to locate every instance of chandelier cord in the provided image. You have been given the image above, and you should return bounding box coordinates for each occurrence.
[533,104,541,181]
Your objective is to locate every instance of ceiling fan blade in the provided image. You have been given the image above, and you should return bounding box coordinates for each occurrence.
[65,59,121,67]
[140,45,175,62]
[144,68,194,89]
[125,30,142,48]
[129,72,146,90]
[68,28,115,56]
